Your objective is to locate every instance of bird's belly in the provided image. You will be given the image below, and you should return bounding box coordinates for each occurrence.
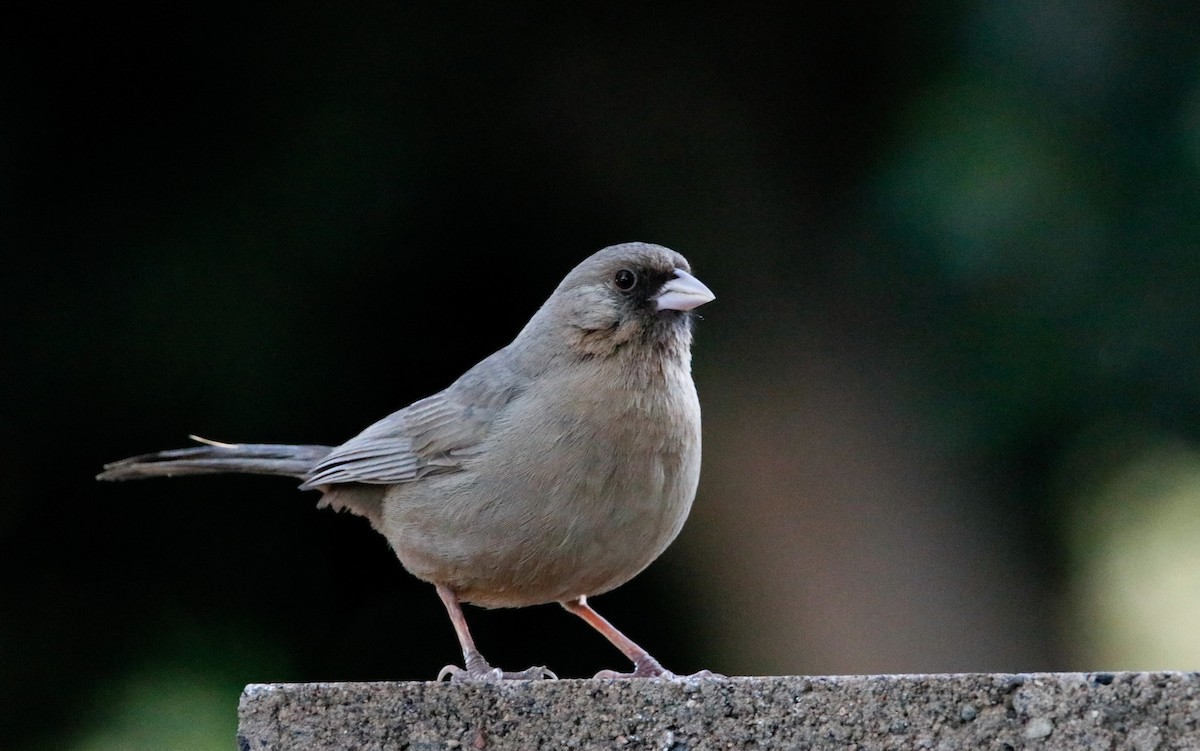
[381,427,698,608]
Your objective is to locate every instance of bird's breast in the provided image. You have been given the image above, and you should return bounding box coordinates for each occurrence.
[383,353,702,608]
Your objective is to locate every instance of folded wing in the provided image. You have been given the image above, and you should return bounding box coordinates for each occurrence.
[300,349,524,489]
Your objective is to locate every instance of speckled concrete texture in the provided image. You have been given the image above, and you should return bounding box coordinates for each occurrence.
[238,672,1199,750]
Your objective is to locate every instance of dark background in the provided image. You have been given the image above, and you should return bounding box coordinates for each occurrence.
[5,3,1200,749]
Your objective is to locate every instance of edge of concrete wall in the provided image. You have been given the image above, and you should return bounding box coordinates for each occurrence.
[238,672,1199,750]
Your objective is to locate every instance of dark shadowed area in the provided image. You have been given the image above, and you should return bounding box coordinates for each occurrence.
[4,4,1200,749]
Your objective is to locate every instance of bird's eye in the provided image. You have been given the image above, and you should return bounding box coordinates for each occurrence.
[613,268,638,291]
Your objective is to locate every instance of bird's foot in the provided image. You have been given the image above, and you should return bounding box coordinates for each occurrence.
[437,651,557,682]
[593,656,721,680]
[437,664,558,681]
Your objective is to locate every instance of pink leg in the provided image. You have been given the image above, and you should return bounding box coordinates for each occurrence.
[435,584,494,677]
[561,596,672,678]
[435,584,556,681]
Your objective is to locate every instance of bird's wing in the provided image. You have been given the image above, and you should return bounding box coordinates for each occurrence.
[299,349,524,489]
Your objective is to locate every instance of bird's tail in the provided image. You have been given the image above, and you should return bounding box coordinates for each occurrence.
[97,436,334,482]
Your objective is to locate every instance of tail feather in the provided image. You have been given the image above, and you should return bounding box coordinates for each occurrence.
[97,441,334,482]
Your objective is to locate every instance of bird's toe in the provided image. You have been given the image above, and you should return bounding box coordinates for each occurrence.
[592,659,722,680]
[436,663,556,682]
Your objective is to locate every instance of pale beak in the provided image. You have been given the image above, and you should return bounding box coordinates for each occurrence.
[655,269,715,312]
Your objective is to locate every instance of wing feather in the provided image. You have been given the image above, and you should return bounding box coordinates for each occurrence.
[299,349,523,489]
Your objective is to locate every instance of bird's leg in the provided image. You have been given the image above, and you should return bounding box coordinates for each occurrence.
[562,596,713,679]
[434,584,556,681]
[435,584,496,679]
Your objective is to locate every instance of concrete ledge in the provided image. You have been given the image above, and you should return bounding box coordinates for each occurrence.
[238,672,1199,750]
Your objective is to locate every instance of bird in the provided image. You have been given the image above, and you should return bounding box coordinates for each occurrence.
[98,241,715,680]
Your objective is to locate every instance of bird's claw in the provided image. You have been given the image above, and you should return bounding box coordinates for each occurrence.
[593,657,722,680]
[503,665,558,680]
[437,664,558,682]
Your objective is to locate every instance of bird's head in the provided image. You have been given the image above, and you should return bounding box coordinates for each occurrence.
[520,242,715,361]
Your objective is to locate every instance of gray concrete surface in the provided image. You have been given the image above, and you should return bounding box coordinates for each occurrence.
[238,672,1199,750]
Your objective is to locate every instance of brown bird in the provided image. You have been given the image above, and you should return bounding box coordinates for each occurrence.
[99,242,715,679]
